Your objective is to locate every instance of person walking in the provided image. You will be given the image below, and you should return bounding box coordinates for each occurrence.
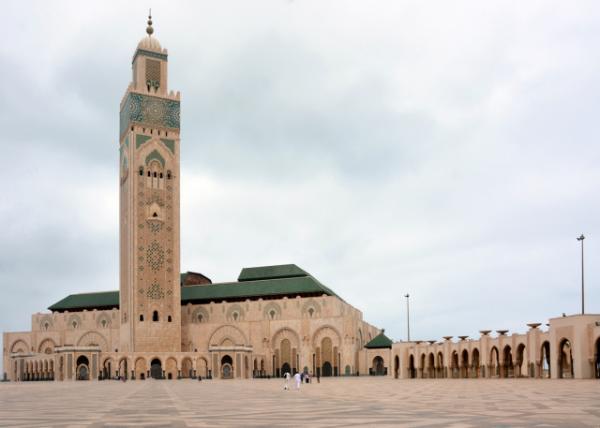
[283,371,291,390]
[293,372,301,390]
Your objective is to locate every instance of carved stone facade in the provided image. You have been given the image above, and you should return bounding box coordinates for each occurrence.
[2,20,381,382]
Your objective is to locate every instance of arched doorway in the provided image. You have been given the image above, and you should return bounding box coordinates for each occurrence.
[281,362,291,376]
[461,350,469,378]
[394,355,400,379]
[150,358,162,379]
[451,351,459,378]
[372,356,385,376]
[181,358,193,378]
[472,348,480,378]
[503,345,514,378]
[540,341,550,378]
[197,357,208,378]
[559,339,573,379]
[221,355,233,379]
[437,352,444,378]
[490,347,499,378]
[516,344,526,377]
[320,337,334,377]
[135,357,147,380]
[118,357,128,380]
[428,353,435,378]
[76,356,89,381]
[409,355,416,378]
[103,358,113,380]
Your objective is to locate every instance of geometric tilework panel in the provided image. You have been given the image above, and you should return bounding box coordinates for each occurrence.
[146,282,165,299]
[120,92,180,137]
[145,149,165,168]
[136,134,151,149]
[146,241,165,272]
[160,138,175,154]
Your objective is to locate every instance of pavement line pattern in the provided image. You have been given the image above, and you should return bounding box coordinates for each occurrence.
[0,378,599,427]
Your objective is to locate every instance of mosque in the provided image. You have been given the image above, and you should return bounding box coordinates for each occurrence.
[3,17,600,382]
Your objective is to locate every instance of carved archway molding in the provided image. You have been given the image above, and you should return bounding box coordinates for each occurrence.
[76,331,109,352]
[271,327,300,349]
[208,324,248,347]
[38,337,58,354]
[312,325,342,348]
[10,338,30,354]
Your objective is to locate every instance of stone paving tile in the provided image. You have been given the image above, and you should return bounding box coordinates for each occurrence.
[0,378,599,427]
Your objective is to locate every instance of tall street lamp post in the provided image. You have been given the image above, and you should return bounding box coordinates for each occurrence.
[405,294,410,341]
[577,234,585,315]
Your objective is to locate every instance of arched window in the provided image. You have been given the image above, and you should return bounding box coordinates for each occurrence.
[167,170,172,180]
[147,160,164,189]
[140,314,144,322]
[168,315,172,322]
[153,311,159,322]
[139,167,144,176]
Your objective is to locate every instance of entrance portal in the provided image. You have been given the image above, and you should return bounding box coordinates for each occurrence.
[76,356,89,381]
[221,355,233,379]
[372,356,385,376]
[281,362,291,375]
[322,361,333,377]
[150,359,162,379]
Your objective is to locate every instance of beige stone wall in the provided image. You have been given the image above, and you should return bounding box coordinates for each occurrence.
[3,294,380,381]
[392,314,600,380]
[4,310,600,381]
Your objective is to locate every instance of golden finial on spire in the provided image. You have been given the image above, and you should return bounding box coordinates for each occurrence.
[146,9,154,36]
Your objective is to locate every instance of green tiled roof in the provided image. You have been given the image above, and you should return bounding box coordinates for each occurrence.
[238,264,309,282]
[48,291,119,312]
[182,275,336,303]
[48,265,339,311]
[365,331,393,349]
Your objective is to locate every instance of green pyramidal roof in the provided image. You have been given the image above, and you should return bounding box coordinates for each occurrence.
[365,331,393,349]
[48,264,339,312]
[238,264,309,281]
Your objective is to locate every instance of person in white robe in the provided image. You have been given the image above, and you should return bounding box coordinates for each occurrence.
[293,372,301,390]
[283,371,291,390]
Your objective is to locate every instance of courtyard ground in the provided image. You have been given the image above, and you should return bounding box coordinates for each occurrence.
[0,378,599,427]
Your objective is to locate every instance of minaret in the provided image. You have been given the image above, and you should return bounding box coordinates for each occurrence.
[119,13,181,353]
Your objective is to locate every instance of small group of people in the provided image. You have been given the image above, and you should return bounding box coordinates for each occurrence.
[283,371,318,390]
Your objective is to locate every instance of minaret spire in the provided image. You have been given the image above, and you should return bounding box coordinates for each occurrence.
[146,9,154,36]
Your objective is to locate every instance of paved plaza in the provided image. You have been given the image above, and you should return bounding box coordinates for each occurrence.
[0,378,599,427]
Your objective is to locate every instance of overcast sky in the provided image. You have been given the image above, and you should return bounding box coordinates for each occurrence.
[2,1,599,371]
